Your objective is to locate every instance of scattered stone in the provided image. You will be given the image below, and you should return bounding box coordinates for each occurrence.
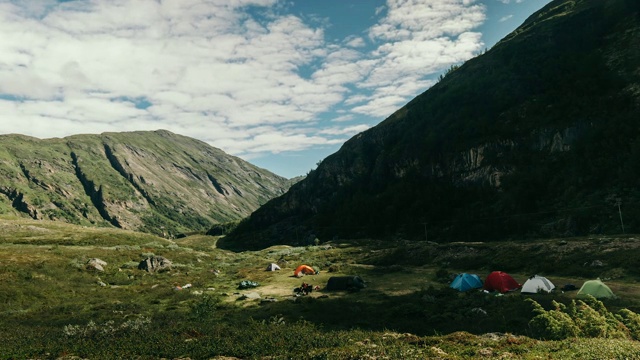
[138,256,172,273]
[97,281,107,287]
[590,260,604,267]
[482,332,509,341]
[478,348,494,357]
[471,307,488,316]
[240,292,261,300]
[86,258,107,272]
[431,346,447,356]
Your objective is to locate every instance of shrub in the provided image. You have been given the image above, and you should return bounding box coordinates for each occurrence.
[527,299,579,340]
[63,316,151,338]
[190,295,221,319]
[617,309,640,340]
[527,296,637,340]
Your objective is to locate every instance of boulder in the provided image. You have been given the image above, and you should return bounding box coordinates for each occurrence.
[86,258,107,272]
[138,256,172,273]
[240,292,261,300]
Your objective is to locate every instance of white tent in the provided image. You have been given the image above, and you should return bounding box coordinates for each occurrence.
[265,263,281,271]
[521,275,555,294]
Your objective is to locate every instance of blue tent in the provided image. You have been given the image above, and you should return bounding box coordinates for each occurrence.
[450,273,483,292]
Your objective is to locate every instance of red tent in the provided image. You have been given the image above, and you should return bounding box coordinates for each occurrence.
[483,271,521,293]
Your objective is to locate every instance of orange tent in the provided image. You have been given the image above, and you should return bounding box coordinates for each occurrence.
[294,265,317,277]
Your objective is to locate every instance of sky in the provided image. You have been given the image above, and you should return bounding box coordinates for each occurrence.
[0,0,552,178]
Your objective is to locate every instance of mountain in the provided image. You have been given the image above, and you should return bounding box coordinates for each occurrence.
[0,130,290,236]
[221,0,640,251]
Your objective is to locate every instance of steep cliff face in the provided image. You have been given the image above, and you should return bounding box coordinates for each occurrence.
[222,0,640,250]
[0,130,290,236]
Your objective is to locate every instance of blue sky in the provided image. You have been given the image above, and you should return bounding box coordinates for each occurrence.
[0,0,551,178]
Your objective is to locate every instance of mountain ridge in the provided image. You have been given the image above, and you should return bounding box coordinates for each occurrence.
[0,129,290,237]
[222,0,640,250]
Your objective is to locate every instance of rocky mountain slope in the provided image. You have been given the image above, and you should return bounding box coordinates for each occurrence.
[0,130,290,236]
[222,0,640,250]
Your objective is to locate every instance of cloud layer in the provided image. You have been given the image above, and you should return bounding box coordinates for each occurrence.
[0,0,486,170]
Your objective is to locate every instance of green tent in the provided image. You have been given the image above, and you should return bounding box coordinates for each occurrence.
[577,279,615,299]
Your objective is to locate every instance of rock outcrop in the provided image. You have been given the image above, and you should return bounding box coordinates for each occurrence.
[138,256,172,273]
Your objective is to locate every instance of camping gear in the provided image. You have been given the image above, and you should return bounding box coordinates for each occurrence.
[450,273,483,292]
[238,280,260,289]
[325,276,366,291]
[294,282,314,295]
[521,275,555,294]
[562,284,577,291]
[577,279,615,299]
[483,271,521,293]
[294,265,317,277]
[265,263,281,271]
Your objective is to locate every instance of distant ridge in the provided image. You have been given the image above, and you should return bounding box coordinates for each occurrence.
[0,130,290,237]
[223,0,640,250]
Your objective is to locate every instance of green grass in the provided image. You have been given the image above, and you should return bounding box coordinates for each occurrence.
[3,218,640,359]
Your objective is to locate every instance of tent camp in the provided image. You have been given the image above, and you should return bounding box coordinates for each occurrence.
[294,265,317,277]
[521,275,555,294]
[450,273,483,292]
[484,271,521,293]
[265,263,281,271]
[577,279,615,299]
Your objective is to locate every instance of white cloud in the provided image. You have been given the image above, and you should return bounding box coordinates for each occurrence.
[0,0,488,169]
[344,36,366,48]
[499,14,514,22]
[347,0,485,118]
[319,124,370,136]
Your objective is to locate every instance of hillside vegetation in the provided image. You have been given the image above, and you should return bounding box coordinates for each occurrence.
[4,219,640,358]
[0,130,289,237]
[224,0,640,251]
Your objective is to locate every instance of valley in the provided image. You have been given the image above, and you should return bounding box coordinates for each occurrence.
[3,218,640,359]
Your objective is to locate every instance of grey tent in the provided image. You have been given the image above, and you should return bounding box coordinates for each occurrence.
[325,276,366,291]
[265,263,281,271]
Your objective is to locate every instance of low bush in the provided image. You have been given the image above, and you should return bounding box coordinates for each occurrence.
[527,295,640,340]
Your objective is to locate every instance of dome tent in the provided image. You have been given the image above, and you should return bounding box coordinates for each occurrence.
[521,275,555,294]
[265,263,281,271]
[577,279,615,299]
[483,271,521,293]
[294,264,317,277]
[450,273,483,292]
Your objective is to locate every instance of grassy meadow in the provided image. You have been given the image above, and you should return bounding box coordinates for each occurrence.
[3,218,640,359]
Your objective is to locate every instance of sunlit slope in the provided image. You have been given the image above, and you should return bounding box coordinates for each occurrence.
[0,130,290,236]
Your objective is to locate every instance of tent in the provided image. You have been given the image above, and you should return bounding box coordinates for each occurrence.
[577,279,615,299]
[265,263,281,271]
[294,265,317,277]
[326,276,366,291]
[450,273,483,292]
[521,275,555,294]
[483,271,521,293]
